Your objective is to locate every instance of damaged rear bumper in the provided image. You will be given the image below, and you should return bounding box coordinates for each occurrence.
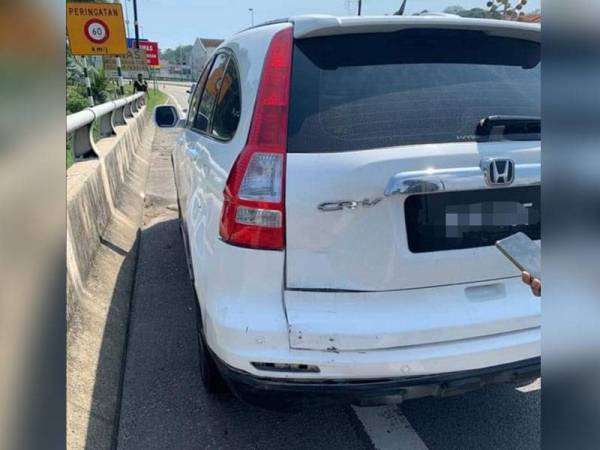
[212,352,540,410]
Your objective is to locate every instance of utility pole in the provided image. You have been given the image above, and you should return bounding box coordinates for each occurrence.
[133,0,140,48]
[249,8,254,26]
[115,0,127,95]
[358,0,362,15]
[123,0,131,38]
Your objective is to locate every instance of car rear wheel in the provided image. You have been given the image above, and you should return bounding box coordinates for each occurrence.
[193,296,227,393]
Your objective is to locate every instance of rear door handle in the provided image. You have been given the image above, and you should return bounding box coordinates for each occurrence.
[384,163,540,197]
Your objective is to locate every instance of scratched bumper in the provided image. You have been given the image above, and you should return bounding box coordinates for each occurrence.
[212,351,540,410]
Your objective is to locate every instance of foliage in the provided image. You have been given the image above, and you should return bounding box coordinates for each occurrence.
[66,85,89,114]
[67,48,85,86]
[67,55,123,113]
[89,66,110,104]
[443,5,501,18]
[485,0,530,18]
[443,2,536,19]
[66,144,74,168]
[160,45,193,65]
[145,88,168,116]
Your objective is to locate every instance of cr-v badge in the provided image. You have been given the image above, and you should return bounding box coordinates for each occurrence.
[318,198,383,212]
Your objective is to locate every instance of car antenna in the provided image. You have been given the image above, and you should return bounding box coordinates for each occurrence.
[394,0,408,16]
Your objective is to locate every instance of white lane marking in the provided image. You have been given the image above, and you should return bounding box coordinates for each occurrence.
[162,85,190,115]
[352,405,428,450]
[516,377,541,393]
[166,91,184,113]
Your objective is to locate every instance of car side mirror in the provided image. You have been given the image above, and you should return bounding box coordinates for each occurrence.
[154,105,182,128]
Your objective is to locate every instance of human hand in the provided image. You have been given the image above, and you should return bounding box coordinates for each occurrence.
[522,271,541,297]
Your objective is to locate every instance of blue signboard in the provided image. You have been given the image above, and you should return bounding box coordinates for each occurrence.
[126,38,149,48]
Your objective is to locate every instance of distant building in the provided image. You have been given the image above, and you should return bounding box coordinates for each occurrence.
[157,59,192,80]
[516,14,541,23]
[189,38,224,80]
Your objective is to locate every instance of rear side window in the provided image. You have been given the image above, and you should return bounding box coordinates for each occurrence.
[194,52,229,133]
[211,58,241,140]
[288,29,541,153]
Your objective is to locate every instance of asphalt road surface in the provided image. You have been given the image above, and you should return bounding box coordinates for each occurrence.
[159,82,191,113]
[115,84,541,450]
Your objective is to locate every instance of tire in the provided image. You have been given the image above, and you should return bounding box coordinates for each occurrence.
[193,295,227,393]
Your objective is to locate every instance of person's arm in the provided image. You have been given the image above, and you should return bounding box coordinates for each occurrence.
[522,271,541,297]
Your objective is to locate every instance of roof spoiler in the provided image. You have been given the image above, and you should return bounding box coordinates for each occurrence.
[290,15,540,41]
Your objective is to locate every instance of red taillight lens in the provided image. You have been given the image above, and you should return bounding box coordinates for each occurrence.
[219,26,293,250]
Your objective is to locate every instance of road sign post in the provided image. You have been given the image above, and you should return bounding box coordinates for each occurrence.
[116,56,125,95]
[82,58,94,106]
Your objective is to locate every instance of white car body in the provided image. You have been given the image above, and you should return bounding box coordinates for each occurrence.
[166,15,541,406]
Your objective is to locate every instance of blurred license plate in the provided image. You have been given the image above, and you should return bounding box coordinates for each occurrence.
[404,187,540,253]
[444,201,533,238]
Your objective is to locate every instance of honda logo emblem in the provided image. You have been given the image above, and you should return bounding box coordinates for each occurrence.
[482,158,515,186]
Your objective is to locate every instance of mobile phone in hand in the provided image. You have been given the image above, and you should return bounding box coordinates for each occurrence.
[495,232,541,281]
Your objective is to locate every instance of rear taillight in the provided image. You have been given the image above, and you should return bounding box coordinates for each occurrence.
[219,26,293,250]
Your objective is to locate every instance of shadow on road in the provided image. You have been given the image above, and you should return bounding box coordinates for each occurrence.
[113,217,370,450]
[82,230,140,450]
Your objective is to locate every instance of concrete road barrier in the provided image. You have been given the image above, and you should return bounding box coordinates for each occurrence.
[67,97,154,450]
[66,101,149,307]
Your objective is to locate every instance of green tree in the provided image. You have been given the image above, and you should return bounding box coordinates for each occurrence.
[443,5,500,18]
[66,85,89,114]
[443,5,466,15]
[88,67,110,104]
[486,0,530,19]
[160,45,193,65]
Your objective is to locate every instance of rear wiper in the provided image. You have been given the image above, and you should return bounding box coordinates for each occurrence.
[476,115,541,140]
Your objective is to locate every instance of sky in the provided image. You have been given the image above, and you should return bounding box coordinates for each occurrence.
[122,0,541,51]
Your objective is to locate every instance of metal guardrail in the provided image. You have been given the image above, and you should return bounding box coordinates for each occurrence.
[66,92,146,159]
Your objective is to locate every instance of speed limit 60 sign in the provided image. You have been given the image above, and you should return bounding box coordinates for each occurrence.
[67,2,127,56]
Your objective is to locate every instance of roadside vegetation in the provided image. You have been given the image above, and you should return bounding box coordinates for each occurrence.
[67,66,166,167]
[418,2,540,18]
[145,88,168,115]
[67,88,165,167]
[67,39,170,166]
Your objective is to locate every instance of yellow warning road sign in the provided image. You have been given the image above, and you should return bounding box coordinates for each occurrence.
[66,2,127,56]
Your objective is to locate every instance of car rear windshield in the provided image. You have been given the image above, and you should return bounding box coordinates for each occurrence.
[287,29,540,153]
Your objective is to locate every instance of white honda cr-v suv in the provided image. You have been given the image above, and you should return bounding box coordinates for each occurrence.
[154,14,541,409]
